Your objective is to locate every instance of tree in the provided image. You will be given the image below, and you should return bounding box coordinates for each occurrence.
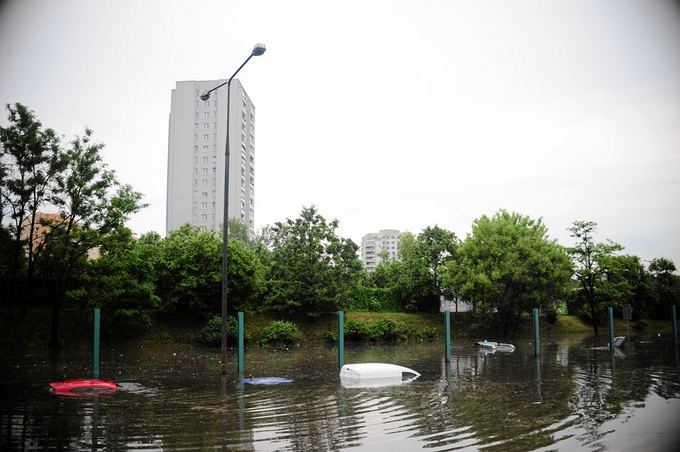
[262,206,362,316]
[447,210,572,336]
[567,220,625,335]
[227,217,250,244]
[154,225,263,317]
[0,103,64,290]
[154,225,222,316]
[76,228,160,333]
[415,225,459,310]
[36,130,145,348]
[647,257,680,319]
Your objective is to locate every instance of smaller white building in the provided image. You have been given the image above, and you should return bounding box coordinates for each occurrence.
[361,229,402,272]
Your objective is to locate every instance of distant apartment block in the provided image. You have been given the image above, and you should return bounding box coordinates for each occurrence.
[166,79,256,237]
[361,229,403,271]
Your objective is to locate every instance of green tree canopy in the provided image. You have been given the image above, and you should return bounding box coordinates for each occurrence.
[567,220,626,334]
[262,206,362,316]
[446,210,572,336]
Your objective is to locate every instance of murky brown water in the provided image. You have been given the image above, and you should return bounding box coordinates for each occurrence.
[1,336,679,451]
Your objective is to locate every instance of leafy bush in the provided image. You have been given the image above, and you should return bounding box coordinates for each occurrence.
[344,319,370,340]
[110,308,152,335]
[415,326,439,341]
[258,320,302,346]
[199,315,242,346]
[366,318,412,342]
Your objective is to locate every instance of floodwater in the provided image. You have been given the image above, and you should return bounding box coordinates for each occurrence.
[1,336,679,451]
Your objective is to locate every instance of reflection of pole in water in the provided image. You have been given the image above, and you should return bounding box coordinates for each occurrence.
[91,399,99,451]
[535,355,543,404]
[237,381,245,434]
[221,375,228,452]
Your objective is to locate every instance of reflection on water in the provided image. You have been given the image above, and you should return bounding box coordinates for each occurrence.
[1,338,679,451]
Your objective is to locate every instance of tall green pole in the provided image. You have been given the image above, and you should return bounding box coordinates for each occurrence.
[237,312,245,376]
[338,311,345,368]
[672,305,678,346]
[533,308,540,356]
[608,307,615,353]
[444,310,451,362]
[93,308,100,379]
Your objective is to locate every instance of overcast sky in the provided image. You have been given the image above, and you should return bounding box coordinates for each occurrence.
[1,0,679,265]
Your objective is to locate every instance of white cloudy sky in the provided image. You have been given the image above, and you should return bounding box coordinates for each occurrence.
[1,0,679,264]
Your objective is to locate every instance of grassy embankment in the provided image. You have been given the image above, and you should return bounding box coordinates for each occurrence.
[1,307,674,352]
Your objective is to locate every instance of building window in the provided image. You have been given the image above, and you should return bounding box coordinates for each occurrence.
[204,112,209,119]
[201,214,207,221]
[204,123,209,129]
[202,192,208,197]
[201,202,208,209]
[202,179,208,187]
[193,168,198,175]
[202,156,208,163]
[194,122,199,129]
[201,168,207,175]
[203,134,209,141]
[203,145,208,152]
[204,101,210,108]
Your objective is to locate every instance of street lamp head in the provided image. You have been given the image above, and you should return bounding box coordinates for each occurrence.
[252,43,266,56]
[200,92,211,101]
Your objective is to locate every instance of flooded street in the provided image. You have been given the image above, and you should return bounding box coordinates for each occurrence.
[1,337,679,451]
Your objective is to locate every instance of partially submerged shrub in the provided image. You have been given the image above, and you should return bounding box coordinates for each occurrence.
[415,326,439,341]
[258,320,302,346]
[199,315,243,346]
[366,318,412,342]
[345,319,370,340]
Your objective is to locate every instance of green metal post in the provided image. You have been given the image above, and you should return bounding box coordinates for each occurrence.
[237,312,245,376]
[672,305,678,346]
[533,308,540,356]
[93,308,100,379]
[338,311,345,368]
[444,310,451,362]
[608,307,615,353]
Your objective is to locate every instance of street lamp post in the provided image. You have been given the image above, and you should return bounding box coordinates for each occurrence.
[201,43,266,380]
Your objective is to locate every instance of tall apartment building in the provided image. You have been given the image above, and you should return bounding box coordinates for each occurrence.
[361,229,403,272]
[166,79,256,236]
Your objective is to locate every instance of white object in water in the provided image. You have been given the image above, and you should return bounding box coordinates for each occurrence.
[339,363,421,388]
[475,341,515,352]
[612,336,626,348]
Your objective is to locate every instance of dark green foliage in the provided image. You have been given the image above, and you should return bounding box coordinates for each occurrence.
[198,315,247,346]
[258,320,302,346]
[78,228,159,334]
[369,226,459,313]
[153,225,263,318]
[415,326,439,341]
[342,317,412,342]
[261,206,363,316]
[445,210,572,336]
[366,318,412,341]
[344,319,370,340]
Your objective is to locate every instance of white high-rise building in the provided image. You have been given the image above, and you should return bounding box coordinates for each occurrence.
[361,229,403,271]
[166,79,256,236]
